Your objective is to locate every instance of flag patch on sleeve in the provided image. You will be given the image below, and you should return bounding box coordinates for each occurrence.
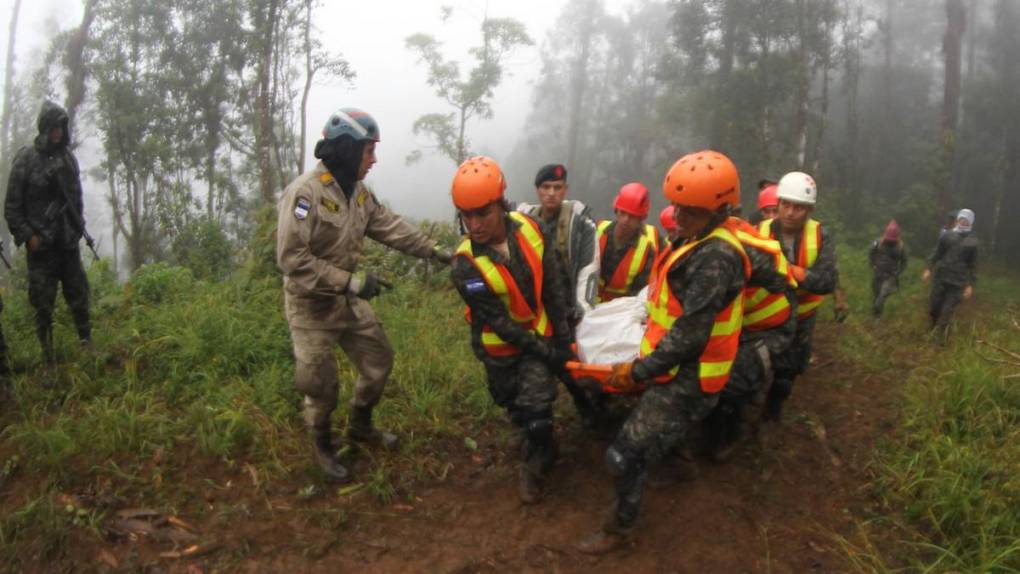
[294,197,311,220]
[465,279,488,294]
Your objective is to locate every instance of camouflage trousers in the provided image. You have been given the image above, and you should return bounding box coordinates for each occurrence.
[768,316,817,408]
[483,354,559,427]
[613,375,719,465]
[871,274,899,317]
[290,313,393,431]
[929,281,964,334]
[27,247,90,342]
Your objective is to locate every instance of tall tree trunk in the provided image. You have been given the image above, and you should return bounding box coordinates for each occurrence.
[844,0,863,199]
[63,0,98,136]
[1,0,22,169]
[255,0,280,205]
[794,0,810,169]
[811,6,835,175]
[566,0,596,170]
[711,0,738,150]
[940,0,966,212]
[299,0,314,175]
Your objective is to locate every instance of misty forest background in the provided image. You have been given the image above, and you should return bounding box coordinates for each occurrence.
[0,0,1018,277]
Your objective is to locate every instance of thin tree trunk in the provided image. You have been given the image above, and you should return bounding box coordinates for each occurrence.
[844,0,862,199]
[1,0,22,169]
[256,0,279,205]
[299,0,314,174]
[711,0,738,150]
[811,9,834,175]
[794,0,810,169]
[63,0,98,137]
[940,0,966,212]
[566,0,596,171]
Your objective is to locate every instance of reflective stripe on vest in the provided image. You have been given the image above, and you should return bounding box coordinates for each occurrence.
[726,220,796,331]
[759,218,826,321]
[456,212,551,357]
[639,226,749,393]
[596,221,659,302]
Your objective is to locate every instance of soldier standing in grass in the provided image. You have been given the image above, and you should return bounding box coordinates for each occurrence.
[4,101,92,363]
[756,171,839,422]
[869,219,908,318]
[449,156,574,504]
[579,151,749,554]
[923,209,978,343]
[276,108,452,482]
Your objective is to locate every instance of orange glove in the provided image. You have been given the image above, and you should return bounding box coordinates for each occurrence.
[790,264,807,283]
[607,362,639,393]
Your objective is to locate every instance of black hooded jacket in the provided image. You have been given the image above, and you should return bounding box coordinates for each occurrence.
[4,101,84,250]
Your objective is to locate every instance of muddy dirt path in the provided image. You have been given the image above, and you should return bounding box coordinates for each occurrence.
[222,323,898,574]
[22,321,899,574]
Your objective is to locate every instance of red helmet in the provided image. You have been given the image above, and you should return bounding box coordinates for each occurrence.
[451,156,506,211]
[758,184,779,210]
[659,205,677,231]
[663,150,740,211]
[614,182,650,217]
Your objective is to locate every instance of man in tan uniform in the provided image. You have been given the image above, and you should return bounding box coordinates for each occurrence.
[277,108,452,482]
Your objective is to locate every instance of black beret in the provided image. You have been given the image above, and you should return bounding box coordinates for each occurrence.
[535,164,567,187]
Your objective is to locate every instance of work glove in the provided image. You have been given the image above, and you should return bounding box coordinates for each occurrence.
[347,271,391,300]
[432,246,454,265]
[606,361,641,394]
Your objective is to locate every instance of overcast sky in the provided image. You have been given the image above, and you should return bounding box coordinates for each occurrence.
[1,0,635,243]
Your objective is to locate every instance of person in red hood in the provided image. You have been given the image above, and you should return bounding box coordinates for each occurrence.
[868,219,908,318]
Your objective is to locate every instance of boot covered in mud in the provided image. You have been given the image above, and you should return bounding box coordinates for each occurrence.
[312,426,350,483]
[347,404,398,449]
[518,417,557,504]
[578,446,644,555]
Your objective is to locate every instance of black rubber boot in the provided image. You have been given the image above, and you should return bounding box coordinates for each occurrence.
[313,427,350,483]
[347,405,398,449]
[519,418,557,504]
[578,446,643,555]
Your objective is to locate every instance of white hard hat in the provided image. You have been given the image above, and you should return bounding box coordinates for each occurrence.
[776,171,817,206]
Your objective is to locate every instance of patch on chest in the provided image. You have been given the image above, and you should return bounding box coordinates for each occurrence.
[465,278,489,294]
[294,197,311,220]
[321,198,339,213]
[357,190,370,207]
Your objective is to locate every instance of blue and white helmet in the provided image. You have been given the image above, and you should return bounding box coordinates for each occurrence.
[322,108,380,142]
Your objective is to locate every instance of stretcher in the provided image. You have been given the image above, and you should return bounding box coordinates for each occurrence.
[564,360,646,395]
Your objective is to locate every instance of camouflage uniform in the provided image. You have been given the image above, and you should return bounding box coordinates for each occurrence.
[450,214,573,486]
[927,230,978,337]
[4,101,91,357]
[605,228,747,530]
[868,239,907,317]
[276,161,437,433]
[704,235,797,454]
[764,219,839,416]
[517,200,602,426]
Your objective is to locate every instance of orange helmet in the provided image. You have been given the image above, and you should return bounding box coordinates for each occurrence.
[662,150,740,211]
[614,182,651,217]
[451,156,506,211]
[659,205,677,231]
[758,184,779,209]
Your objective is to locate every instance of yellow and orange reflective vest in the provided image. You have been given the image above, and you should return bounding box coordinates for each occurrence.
[456,212,552,357]
[759,218,825,321]
[722,218,797,332]
[596,221,660,302]
[639,226,750,393]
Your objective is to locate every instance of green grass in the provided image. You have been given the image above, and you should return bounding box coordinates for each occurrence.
[0,234,496,569]
[828,245,1020,572]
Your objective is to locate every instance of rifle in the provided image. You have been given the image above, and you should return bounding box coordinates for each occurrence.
[51,155,100,261]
